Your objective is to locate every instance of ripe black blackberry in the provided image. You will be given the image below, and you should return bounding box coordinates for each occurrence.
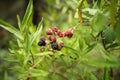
[51,42,58,50]
[38,40,46,46]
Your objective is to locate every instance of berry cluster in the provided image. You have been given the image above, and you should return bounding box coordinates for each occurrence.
[38,27,73,51]
[46,27,73,38]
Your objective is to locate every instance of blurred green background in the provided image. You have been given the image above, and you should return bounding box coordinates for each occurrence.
[0,0,25,79]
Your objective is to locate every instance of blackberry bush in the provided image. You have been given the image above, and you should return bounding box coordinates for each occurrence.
[0,0,120,80]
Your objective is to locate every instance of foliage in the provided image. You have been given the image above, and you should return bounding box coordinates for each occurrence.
[0,0,120,80]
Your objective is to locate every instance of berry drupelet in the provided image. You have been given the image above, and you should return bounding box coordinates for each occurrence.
[38,40,46,46]
[51,42,58,50]
[64,29,73,38]
[46,29,53,35]
[38,36,46,46]
[57,44,63,51]
[57,30,64,37]
[48,35,56,42]
[52,27,58,33]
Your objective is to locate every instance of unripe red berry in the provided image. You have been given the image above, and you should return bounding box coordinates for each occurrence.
[57,44,63,51]
[51,36,56,42]
[48,35,56,42]
[57,30,64,37]
[52,27,58,33]
[64,29,73,38]
[40,36,45,41]
[48,35,52,40]
[51,37,56,42]
[46,29,53,35]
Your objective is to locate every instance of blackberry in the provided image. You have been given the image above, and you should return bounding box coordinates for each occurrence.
[38,40,46,46]
[51,42,58,50]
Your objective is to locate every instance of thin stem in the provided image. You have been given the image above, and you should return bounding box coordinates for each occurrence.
[50,72,69,80]
[101,31,106,49]
[100,31,113,80]
[26,73,31,80]
[31,56,44,68]
[103,67,108,80]
[30,50,34,65]
[72,23,81,31]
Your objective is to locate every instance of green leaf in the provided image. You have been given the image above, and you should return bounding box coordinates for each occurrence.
[25,33,31,54]
[103,67,109,80]
[78,39,84,51]
[90,12,108,36]
[17,15,21,31]
[23,51,30,66]
[83,0,89,8]
[96,43,118,62]
[82,43,97,56]
[21,0,33,32]
[90,73,98,80]
[64,45,79,57]
[110,0,118,28]
[4,71,8,80]
[78,0,84,23]
[100,0,105,8]
[17,39,23,47]
[30,18,43,47]
[0,20,22,40]
[82,58,119,67]
[29,69,49,77]
[82,8,98,15]
[115,12,120,43]
[92,0,98,8]
[106,43,119,49]
[83,32,93,45]
[34,52,53,56]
